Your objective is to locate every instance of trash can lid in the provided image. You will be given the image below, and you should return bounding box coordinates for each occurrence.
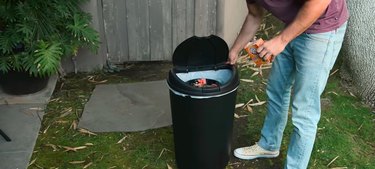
[172,35,229,67]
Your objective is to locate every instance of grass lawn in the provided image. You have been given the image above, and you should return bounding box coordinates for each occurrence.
[30,14,374,169]
[29,61,375,169]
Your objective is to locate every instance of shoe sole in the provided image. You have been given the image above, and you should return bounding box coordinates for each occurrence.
[234,151,279,160]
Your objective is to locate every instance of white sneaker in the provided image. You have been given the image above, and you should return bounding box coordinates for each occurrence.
[234,143,279,160]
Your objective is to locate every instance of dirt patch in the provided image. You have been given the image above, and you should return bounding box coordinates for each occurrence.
[118,61,172,81]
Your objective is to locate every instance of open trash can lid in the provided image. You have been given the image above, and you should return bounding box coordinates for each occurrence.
[167,35,239,98]
[172,35,229,67]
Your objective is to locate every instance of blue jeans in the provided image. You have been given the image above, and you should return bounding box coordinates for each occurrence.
[258,22,347,169]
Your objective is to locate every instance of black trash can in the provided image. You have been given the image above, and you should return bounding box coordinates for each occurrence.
[167,35,240,169]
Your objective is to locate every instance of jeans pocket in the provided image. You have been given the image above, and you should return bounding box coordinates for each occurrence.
[300,33,334,69]
[303,31,333,43]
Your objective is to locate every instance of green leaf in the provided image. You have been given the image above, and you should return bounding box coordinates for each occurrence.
[66,13,99,52]
[0,57,11,73]
[32,41,63,76]
[16,22,33,39]
[0,28,21,54]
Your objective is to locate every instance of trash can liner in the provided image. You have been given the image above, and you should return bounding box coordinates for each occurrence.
[168,69,238,99]
[176,69,232,84]
[168,64,239,98]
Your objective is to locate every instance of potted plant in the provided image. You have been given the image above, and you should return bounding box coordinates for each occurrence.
[0,0,99,95]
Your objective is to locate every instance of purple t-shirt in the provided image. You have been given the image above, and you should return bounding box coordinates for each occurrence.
[246,0,349,33]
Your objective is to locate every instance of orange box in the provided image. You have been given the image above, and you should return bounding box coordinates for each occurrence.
[244,38,269,67]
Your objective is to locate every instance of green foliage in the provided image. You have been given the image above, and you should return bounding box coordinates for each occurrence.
[0,0,99,77]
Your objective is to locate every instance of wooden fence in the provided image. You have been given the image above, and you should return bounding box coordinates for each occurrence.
[102,0,218,62]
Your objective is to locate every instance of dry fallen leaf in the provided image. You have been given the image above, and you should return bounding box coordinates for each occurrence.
[59,108,73,118]
[83,162,93,168]
[327,156,340,167]
[167,163,173,169]
[329,69,339,76]
[249,67,260,72]
[255,95,260,102]
[62,146,87,152]
[235,103,245,108]
[55,120,69,124]
[235,113,249,118]
[157,148,171,160]
[348,91,357,98]
[43,124,51,134]
[79,129,97,136]
[45,144,58,151]
[248,101,266,106]
[234,113,240,119]
[246,105,253,113]
[240,79,254,83]
[88,76,108,84]
[249,65,272,71]
[251,72,259,77]
[69,161,85,164]
[243,99,254,108]
[259,67,263,76]
[327,91,339,96]
[70,120,78,130]
[117,135,128,144]
[28,158,37,166]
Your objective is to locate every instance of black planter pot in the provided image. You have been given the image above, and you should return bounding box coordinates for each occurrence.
[0,70,49,95]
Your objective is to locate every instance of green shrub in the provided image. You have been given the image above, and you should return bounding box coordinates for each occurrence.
[0,0,99,77]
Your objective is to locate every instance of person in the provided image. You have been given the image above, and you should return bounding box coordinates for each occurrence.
[228,0,349,168]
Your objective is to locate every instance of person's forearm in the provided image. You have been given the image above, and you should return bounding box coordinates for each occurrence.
[278,0,332,44]
[230,3,263,54]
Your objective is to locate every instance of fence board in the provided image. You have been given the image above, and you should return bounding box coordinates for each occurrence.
[101,0,218,62]
[172,0,186,51]
[149,0,172,60]
[186,1,195,38]
[126,0,150,61]
[102,0,129,62]
[172,0,196,52]
[195,0,217,36]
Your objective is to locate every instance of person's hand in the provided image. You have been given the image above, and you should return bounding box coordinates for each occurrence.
[257,35,288,62]
[227,50,239,65]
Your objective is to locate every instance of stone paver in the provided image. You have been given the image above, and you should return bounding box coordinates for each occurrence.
[0,104,45,169]
[78,80,172,132]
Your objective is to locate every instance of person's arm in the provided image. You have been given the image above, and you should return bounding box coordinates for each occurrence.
[228,2,264,65]
[258,0,332,61]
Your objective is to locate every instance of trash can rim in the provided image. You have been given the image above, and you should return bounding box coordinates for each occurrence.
[167,84,238,99]
[167,66,239,97]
